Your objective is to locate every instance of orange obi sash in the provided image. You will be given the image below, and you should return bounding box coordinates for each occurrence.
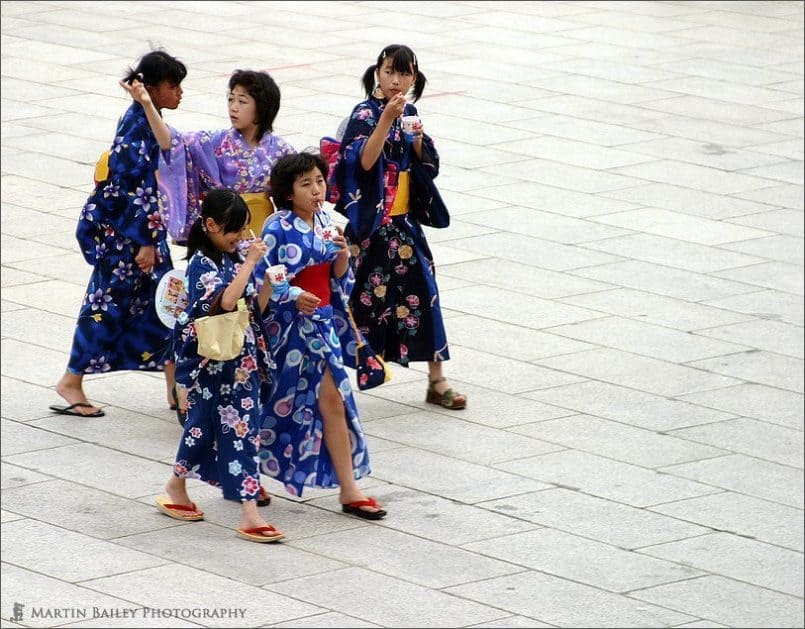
[290,263,331,307]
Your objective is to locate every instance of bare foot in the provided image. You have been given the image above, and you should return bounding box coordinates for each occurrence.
[164,478,201,516]
[240,502,283,539]
[55,374,102,416]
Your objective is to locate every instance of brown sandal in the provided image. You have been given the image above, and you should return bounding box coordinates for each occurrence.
[426,377,466,410]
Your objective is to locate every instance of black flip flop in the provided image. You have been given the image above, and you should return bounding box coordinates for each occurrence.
[341,497,386,520]
[49,403,105,418]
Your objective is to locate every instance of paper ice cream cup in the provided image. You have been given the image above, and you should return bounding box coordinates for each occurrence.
[401,115,422,142]
[267,264,287,285]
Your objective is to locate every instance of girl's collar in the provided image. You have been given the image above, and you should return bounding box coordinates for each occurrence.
[231,127,265,149]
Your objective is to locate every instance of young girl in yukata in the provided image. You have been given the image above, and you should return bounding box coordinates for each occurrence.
[256,152,386,520]
[333,44,466,410]
[51,50,186,418]
[156,189,283,543]
[157,70,297,242]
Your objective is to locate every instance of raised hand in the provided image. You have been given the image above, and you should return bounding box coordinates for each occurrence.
[119,78,152,106]
[380,93,407,124]
[245,238,268,265]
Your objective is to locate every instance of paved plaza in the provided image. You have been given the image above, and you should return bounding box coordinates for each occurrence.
[1,1,803,627]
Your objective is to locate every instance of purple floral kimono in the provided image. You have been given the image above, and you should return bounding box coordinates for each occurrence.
[158,128,296,241]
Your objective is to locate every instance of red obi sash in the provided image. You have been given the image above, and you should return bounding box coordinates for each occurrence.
[290,263,331,306]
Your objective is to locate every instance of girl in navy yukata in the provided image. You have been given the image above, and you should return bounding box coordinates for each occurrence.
[51,50,186,418]
[333,44,466,411]
[256,152,386,520]
[156,189,283,543]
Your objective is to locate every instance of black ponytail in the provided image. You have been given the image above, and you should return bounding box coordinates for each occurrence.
[361,64,377,99]
[184,219,209,261]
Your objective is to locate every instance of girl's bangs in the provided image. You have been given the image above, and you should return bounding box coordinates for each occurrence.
[389,48,416,73]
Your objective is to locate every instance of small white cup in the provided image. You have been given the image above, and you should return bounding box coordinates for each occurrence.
[321,226,336,242]
[326,210,349,230]
[400,115,422,142]
[266,264,287,286]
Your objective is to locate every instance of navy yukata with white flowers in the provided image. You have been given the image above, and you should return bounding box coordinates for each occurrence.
[70,101,173,375]
[172,252,274,501]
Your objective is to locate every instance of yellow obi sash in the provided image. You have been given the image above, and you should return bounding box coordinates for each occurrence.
[389,170,410,216]
[240,192,273,235]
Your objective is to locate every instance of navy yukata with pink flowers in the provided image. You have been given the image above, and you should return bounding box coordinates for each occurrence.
[333,96,451,366]
[69,101,174,376]
[172,251,274,501]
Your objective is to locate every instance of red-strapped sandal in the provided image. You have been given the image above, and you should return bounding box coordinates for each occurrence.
[155,495,204,521]
[236,525,284,543]
[341,497,387,520]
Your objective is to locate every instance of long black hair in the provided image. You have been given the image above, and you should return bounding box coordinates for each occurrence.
[228,69,281,140]
[123,49,187,87]
[185,189,250,264]
[361,44,426,102]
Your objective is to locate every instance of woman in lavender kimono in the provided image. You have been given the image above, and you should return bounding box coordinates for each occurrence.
[256,152,385,520]
[158,70,296,242]
[51,50,186,418]
[333,44,466,410]
[158,189,282,543]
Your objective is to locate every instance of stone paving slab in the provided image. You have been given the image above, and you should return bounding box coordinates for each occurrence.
[510,413,730,467]
[1,519,168,582]
[289,525,523,589]
[638,531,804,598]
[661,453,804,509]
[481,487,711,549]
[494,449,721,508]
[649,491,804,553]
[463,528,704,593]
[1,479,185,539]
[1,564,148,629]
[630,575,803,629]
[444,570,696,628]
[2,1,802,627]
[265,567,509,628]
[81,565,324,628]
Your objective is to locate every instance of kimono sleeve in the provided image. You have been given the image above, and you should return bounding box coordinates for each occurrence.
[158,129,222,242]
[334,102,387,242]
[403,104,450,229]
